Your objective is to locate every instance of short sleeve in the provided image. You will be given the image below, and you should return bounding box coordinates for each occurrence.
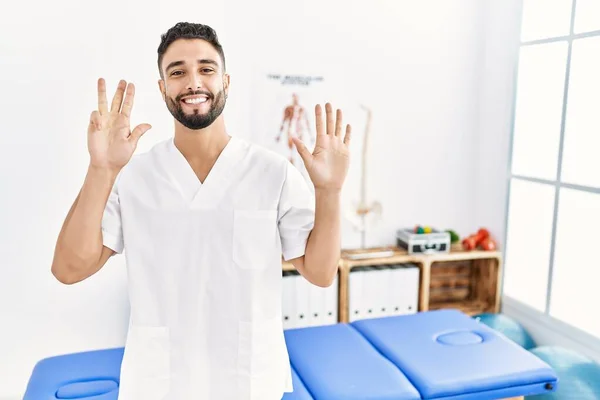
[101,175,124,254]
[278,162,315,261]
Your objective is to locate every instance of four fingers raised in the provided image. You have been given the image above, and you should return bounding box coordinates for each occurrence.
[93,78,152,143]
[316,102,351,145]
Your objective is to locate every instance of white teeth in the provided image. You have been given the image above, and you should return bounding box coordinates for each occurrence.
[183,97,207,104]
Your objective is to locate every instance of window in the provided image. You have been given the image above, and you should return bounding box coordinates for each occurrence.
[504,0,600,339]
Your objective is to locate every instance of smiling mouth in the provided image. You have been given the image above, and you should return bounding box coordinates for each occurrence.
[181,95,210,105]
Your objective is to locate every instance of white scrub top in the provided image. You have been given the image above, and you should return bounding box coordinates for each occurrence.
[101,135,315,400]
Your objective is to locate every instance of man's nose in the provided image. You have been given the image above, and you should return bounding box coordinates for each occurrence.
[187,73,203,90]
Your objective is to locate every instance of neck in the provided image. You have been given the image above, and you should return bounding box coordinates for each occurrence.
[173,116,230,161]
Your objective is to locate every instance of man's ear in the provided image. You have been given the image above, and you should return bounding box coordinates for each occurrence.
[223,73,230,97]
[158,79,166,101]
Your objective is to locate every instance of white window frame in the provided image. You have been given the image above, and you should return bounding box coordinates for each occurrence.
[503,0,600,353]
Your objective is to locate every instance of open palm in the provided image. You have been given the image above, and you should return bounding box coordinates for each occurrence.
[87,78,152,171]
[292,103,351,191]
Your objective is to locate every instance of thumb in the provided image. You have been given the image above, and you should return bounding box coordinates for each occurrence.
[130,123,152,143]
[291,136,312,164]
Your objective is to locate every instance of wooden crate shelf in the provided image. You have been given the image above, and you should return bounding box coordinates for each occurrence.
[428,300,492,316]
[282,243,502,323]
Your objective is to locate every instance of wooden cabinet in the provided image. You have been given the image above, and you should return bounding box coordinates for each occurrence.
[283,244,502,323]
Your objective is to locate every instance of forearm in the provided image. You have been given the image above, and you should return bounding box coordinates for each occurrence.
[53,165,118,272]
[303,189,341,286]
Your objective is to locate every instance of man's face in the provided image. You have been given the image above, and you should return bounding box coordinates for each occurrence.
[159,39,229,130]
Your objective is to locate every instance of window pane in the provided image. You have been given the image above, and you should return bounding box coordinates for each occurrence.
[520,0,573,42]
[504,178,555,311]
[560,37,600,189]
[511,42,568,180]
[574,0,600,34]
[550,188,600,338]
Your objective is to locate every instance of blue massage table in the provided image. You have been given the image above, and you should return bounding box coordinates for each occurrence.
[24,310,558,399]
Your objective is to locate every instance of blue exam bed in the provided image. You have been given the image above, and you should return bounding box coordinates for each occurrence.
[24,310,557,399]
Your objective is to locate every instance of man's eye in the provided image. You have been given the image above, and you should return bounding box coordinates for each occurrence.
[171,71,183,76]
[202,69,214,73]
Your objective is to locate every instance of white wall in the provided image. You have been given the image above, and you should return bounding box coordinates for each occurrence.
[474,0,523,249]
[1,0,495,397]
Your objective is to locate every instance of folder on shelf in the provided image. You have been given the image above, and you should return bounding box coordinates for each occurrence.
[376,265,392,318]
[348,263,421,323]
[349,266,367,322]
[283,269,339,328]
[282,271,296,329]
[390,263,420,315]
[307,277,322,327]
[324,274,338,324]
[366,266,382,319]
[403,263,420,314]
[293,271,309,327]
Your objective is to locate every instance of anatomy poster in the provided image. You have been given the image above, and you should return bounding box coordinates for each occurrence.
[251,72,331,190]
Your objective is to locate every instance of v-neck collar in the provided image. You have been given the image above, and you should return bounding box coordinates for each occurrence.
[164,135,245,208]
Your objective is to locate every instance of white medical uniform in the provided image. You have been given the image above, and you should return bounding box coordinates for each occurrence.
[101,135,315,400]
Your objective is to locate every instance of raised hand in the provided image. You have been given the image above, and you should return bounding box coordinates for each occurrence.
[87,78,152,171]
[292,103,351,192]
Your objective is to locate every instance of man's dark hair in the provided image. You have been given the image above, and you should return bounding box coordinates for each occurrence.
[157,22,226,78]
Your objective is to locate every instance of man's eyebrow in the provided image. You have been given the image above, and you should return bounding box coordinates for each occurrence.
[166,59,219,73]
[198,59,219,67]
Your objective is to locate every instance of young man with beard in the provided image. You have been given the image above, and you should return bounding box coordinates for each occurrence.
[51,22,351,400]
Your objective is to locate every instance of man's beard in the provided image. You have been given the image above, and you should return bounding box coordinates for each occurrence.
[166,88,227,130]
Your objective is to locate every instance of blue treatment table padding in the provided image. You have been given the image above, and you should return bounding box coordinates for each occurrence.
[24,346,314,400]
[283,365,315,399]
[284,323,421,400]
[25,310,559,400]
[351,309,558,399]
[23,347,123,399]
